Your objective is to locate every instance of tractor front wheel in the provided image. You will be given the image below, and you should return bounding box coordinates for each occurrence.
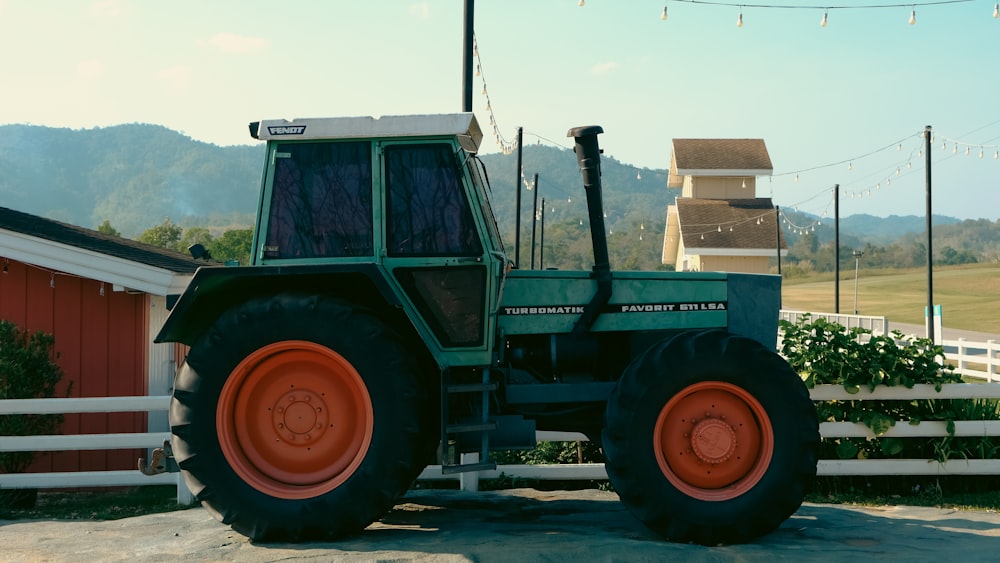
[602,330,818,545]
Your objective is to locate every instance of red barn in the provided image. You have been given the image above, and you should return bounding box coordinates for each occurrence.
[0,206,202,474]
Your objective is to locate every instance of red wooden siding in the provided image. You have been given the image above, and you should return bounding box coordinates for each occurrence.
[1,258,148,474]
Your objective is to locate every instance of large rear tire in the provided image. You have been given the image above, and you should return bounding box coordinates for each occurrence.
[170,294,426,542]
[602,330,818,545]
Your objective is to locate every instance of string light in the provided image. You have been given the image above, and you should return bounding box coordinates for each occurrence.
[994,2,999,18]
[473,34,517,154]
[655,0,977,26]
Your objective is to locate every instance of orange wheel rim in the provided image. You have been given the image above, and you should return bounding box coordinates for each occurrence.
[653,381,773,501]
[217,340,373,499]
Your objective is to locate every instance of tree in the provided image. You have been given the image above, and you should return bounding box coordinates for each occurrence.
[96,220,121,237]
[0,320,70,507]
[176,227,214,255]
[138,218,182,249]
[210,229,254,265]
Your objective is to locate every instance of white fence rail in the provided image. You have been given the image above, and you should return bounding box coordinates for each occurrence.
[4,338,1000,496]
[942,338,1000,383]
[0,395,192,503]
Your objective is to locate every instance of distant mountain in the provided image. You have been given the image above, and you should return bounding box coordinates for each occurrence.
[1,123,976,259]
[0,123,262,236]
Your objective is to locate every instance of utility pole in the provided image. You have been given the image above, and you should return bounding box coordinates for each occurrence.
[834,184,840,314]
[925,125,935,342]
[514,127,523,267]
[775,205,782,275]
[530,173,539,269]
[853,250,864,315]
[540,198,546,270]
[462,0,474,112]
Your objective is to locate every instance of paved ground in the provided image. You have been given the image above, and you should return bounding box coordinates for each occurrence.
[2,488,999,562]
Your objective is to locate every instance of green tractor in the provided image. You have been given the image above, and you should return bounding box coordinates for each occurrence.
[154,113,818,545]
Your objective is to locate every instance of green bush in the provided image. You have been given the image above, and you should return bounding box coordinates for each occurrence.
[779,315,999,463]
[0,320,69,474]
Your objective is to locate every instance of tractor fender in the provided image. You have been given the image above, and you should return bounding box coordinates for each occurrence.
[156,264,403,346]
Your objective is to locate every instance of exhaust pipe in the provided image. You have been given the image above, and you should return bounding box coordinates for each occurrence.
[568,125,612,334]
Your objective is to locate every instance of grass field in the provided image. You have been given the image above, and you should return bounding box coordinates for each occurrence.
[781,263,1000,334]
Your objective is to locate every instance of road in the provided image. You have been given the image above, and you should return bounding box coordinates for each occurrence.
[2,488,999,562]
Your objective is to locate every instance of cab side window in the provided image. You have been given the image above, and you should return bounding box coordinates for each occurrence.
[385,144,482,257]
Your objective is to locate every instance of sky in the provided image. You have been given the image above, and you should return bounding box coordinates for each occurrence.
[1,0,998,221]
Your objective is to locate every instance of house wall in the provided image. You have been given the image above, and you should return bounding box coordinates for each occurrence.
[683,176,757,199]
[699,255,770,274]
[0,258,147,474]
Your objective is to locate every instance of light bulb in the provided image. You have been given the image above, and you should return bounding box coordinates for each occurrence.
[953,145,958,154]
[481,85,487,95]
[637,171,642,180]
[579,0,585,6]
[741,178,747,188]
[475,64,481,77]
[820,11,828,27]
[737,11,743,28]
[979,148,985,159]
[995,150,999,160]
[848,162,853,171]
[717,225,722,232]
[662,6,668,21]
[965,147,971,156]
[909,8,916,25]
[995,3,999,18]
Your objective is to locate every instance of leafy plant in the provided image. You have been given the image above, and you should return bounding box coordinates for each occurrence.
[778,314,999,463]
[0,320,70,474]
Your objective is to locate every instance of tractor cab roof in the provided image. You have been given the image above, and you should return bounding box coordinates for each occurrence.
[249,113,483,153]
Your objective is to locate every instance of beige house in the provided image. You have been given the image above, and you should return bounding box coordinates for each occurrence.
[662,138,787,273]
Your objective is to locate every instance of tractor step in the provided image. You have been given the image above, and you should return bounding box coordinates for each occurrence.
[441,461,497,475]
[446,421,497,434]
[447,382,497,393]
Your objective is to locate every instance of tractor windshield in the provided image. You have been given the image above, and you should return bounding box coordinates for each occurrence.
[261,141,374,260]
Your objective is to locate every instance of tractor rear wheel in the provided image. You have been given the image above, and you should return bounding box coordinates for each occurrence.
[602,330,818,545]
[169,294,426,542]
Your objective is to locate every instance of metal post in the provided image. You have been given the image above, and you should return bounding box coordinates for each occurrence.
[514,127,523,267]
[540,197,546,270]
[853,250,863,315]
[462,0,474,112]
[775,205,781,275]
[925,125,934,342]
[834,184,840,314]
[530,173,539,269]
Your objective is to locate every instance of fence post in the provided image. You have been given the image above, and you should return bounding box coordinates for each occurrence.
[175,473,195,505]
[990,340,999,383]
[459,452,481,492]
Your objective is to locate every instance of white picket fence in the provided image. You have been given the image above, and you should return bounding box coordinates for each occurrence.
[0,396,192,503]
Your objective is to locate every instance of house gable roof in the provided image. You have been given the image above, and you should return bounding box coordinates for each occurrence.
[671,138,773,178]
[0,206,205,295]
[676,198,787,253]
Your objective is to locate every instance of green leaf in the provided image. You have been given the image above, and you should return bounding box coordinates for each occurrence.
[835,440,859,459]
[880,438,905,456]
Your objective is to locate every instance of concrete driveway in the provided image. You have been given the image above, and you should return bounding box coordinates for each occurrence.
[2,488,999,562]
